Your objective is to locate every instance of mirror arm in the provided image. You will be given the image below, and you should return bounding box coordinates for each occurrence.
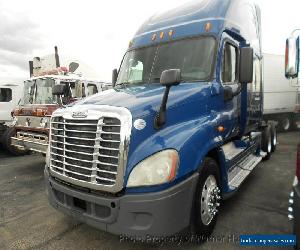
[56,95,64,107]
[154,86,171,129]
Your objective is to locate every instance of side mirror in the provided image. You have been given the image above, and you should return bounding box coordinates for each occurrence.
[112,69,118,87]
[69,62,79,73]
[154,69,181,129]
[160,69,181,86]
[239,47,253,84]
[285,37,299,79]
[52,84,67,96]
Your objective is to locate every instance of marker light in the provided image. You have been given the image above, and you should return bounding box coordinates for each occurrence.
[36,109,45,117]
[152,33,157,41]
[127,149,179,187]
[160,31,164,39]
[205,22,212,32]
[217,126,225,133]
[168,29,174,37]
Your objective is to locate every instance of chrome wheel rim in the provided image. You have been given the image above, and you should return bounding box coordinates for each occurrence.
[267,135,272,153]
[273,130,277,146]
[200,175,221,226]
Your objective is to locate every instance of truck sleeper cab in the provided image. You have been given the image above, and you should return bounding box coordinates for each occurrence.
[45,0,277,238]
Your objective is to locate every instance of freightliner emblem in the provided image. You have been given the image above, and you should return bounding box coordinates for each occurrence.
[134,119,146,130]
[72,111,88,118]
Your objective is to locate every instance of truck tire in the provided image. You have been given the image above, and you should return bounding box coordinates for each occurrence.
[291,115,300,131]
[261,125,272,160]
[2,128,29,156]
[278,115,291,132]
[192,157,221,238]
[269,122,277,152]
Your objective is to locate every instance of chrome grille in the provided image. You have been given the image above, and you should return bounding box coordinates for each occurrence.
[49,106,132,193]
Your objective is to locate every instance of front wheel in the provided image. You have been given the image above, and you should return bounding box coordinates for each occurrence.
[192,157,221,237]
[2,128,29,156]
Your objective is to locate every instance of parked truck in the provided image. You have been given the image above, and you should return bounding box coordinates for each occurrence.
[263,53,300,131]
[6,47,106,155]
[0,81,24,147]
[45,0,278,238]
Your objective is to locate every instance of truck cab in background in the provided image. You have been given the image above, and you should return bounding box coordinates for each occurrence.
[0,82,23,146]
[4,47,107,155]
[45,0,278,238]
[285,33,300,130]
[286,31,300,250]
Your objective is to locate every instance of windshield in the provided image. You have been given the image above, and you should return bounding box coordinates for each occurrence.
[117,36,216,85]
[35,78,56,104]
[21,78,57,105]
[22,80,35,104]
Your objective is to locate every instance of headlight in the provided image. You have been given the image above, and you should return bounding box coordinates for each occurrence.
[127,149,179,188]
[40,117,49,128]
[11,116,18,126]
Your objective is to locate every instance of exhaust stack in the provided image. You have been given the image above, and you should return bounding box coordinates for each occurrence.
[55,46,60,68]
[29,60,33,77]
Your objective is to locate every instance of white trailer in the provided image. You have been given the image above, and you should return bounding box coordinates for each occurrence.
[0,81,24,143]
[263,53,300,131]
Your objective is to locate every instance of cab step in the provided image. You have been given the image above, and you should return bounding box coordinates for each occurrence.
[228,153,262,189]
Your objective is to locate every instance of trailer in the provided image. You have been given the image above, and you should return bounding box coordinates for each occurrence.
[263,53,300,131]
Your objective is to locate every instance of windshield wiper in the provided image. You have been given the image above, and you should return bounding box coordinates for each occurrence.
[115,82,131,88]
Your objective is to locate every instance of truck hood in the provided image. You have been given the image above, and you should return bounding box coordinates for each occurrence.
[81,83,211,120]
[16,104,59,116]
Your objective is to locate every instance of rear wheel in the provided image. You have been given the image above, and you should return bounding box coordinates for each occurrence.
[291,115,300,131]
[192,158,221,238]
[2,128,29,156]
[269,122,277,153]
[261,125,272,160]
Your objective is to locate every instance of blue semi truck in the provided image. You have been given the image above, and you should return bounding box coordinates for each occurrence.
[45,0,278,238]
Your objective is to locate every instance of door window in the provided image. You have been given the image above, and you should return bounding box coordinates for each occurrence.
[0,88,12,102]
[87,84,98,96]
[222,43,238,83]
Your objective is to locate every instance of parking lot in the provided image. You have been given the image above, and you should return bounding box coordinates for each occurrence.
[0,132,298,250]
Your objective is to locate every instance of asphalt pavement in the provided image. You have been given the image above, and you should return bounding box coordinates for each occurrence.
[0,132,299,250]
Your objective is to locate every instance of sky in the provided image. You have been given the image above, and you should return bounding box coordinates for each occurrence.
[0,0,300,82]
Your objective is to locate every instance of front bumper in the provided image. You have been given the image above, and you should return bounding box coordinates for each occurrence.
[11,131,48,154]
[45,167,199,237]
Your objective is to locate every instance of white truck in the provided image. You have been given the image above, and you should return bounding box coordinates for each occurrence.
[263,53,300,131]
[0,81,24,146]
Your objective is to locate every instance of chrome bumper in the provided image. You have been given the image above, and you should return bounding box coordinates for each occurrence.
[11,131,48,154]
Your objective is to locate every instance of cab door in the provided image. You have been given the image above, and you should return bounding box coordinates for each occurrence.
[218,36,241,139]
